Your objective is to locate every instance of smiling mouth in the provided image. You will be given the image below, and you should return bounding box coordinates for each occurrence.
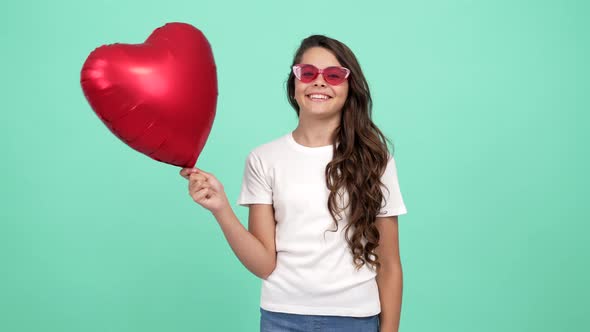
[306,94,332,102]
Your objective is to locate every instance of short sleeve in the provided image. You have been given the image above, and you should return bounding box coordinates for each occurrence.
[377,155,408,217]
[236,151,273,206]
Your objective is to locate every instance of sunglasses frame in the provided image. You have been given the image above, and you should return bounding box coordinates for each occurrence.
[292,64,351,86]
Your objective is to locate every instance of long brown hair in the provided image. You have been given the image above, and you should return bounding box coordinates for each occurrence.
[287,35,393,271]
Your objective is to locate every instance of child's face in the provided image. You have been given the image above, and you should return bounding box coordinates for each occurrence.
[294,47,349,119]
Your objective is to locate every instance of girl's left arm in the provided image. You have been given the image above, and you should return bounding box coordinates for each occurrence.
[375,216,403,332]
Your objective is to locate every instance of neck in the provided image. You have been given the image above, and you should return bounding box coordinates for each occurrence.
[293,113,341,147]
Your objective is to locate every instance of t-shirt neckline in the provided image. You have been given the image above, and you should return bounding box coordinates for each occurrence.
[286,131,334,153]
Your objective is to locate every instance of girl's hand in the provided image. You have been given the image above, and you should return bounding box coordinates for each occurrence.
[180,167,229,214]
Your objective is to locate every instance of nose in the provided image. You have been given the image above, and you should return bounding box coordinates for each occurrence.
[313,73,327,88]
[313,74,327,87]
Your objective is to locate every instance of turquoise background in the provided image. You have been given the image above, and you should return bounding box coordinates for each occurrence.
[1,0,588,331]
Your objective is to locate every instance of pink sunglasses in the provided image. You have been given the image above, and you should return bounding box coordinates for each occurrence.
[292,64,350,85]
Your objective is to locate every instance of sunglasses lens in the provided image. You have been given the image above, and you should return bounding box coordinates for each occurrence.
[323,67,349,85]
[298,65,318,83]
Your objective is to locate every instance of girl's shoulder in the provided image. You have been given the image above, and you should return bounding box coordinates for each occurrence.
[245,133,292,161]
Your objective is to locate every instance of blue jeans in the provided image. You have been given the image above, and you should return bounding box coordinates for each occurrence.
[260,308,380,332]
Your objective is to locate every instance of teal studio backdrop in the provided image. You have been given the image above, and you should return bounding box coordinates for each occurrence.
[1,0,588,331]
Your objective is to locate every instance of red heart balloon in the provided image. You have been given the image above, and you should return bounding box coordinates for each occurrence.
[80,22,217,168]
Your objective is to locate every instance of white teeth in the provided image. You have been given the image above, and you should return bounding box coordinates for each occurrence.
[309,94,330,100]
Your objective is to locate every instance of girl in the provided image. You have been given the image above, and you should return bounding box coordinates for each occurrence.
[180,35,407,332]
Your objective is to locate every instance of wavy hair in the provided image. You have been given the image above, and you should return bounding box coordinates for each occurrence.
[287,35,393,271]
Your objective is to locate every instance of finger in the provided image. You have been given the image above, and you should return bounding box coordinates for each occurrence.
[193,166,207,174]
[189,180,210,192]
[190,185,203,196]
[180,168,198,179]
[189,173,207,182]
[192,187,210,202]
[180,168,190,178]
[193,167,213,179]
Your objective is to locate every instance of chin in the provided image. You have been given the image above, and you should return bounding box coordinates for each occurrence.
[304,107,341,118]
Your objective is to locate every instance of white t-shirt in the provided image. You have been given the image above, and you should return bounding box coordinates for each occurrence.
[237,132,408,317]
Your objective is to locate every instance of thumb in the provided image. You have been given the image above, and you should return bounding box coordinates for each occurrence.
[180,167,197,178]
[193,167,212,177]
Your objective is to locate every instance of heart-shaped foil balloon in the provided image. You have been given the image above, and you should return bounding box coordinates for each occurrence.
[81,22,217,168]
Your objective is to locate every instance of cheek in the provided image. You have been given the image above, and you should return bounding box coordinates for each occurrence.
[335,84,349,101]
[294,82,307,102]
[295,81,305,93]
